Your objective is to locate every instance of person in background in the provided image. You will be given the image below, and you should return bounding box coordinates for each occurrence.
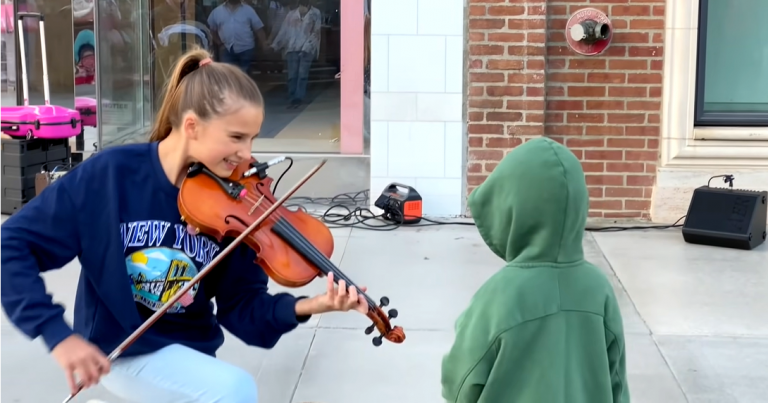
[270,0,321,108]
[440,137,630,403]
[207,0,270,74]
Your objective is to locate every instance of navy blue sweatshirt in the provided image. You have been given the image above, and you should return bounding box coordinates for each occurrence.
[0,142,310,357]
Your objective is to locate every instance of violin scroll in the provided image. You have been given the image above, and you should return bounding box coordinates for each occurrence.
[364,296,406,346]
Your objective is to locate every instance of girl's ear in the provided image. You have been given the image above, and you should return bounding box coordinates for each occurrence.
[181,112,200,140]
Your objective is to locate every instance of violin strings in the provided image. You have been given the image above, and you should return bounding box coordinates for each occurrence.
[237,189,381,317]
[272,219,380,316]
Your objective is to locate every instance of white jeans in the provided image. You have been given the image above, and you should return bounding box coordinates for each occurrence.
[99,344,258,403]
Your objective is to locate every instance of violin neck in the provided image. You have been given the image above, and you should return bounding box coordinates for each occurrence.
[272,218,377,308]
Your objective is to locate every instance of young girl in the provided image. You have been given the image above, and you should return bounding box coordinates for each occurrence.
[0,48,368,403]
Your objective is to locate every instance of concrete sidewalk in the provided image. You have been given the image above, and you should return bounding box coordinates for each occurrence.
[1,221,767,403]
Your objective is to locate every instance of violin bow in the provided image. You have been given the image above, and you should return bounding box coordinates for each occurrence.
[60,159,328,403]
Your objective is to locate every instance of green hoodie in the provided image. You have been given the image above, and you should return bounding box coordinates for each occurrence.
[441,137,630,403]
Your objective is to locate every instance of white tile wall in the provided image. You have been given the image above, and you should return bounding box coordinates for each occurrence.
[370,0,465,217]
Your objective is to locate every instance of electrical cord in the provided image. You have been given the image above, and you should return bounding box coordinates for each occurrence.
[267,161,736,232]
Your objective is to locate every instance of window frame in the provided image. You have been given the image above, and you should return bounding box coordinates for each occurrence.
[693,0,768,127]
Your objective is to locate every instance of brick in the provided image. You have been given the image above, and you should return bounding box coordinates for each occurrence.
[469,19,506,30]
[609,59,648,70]
[487,5,526,16]
[468,124,504,135]
[607,138,646,148]
[487,59,524,70]
[586,125,624,136]
[627,101,661,111]
[470,72,506,83]
[628,73,662,84]
[486,86,525,97]
[586,175,625,186]
[625,150,658,161]
[568,86,607,97]
[582,162,605,172]
[589,187,604,198]
[468,111,484,121]
[626,175,655,186]
[486,137,523,148]
[586,100,626,110]
[611,5,652,16]
[469,149,504,161]
[469,99,504,109]
[568,113,606,124]
[625,199,651,211]
[469,5,487,16]
[607,113,646,124]
[486,112,524,122]
[569,59,606,69]
[467,163,483,174]
[547,100,585,111]
[605,186,644,198]
[613,32,650,44]
[585,150,624,161]
[606,162,645,173]
[488,32,526,42]
[630,19,664,30]
[470,45,504,56]
[549,72,586,83]
[591,200,624,211]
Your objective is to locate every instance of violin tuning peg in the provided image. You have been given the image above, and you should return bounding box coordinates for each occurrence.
[379,296,390,308]
[372,335,383,347]
[388,309,398,319]
[364,324,375,335]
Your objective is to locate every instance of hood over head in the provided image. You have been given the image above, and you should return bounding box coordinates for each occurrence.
[468,137,588,264]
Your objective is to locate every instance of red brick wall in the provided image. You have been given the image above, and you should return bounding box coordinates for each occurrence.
[466,0,665,220]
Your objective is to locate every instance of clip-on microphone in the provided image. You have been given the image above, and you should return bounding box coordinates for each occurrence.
[242,156,287,180]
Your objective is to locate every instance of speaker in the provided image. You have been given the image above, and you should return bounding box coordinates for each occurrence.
[682,186,767,250]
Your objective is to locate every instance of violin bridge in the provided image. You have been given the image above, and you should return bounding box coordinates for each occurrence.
[248,195,266,216]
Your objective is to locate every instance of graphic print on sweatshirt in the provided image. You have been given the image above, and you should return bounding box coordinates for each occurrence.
[121,220,221,314]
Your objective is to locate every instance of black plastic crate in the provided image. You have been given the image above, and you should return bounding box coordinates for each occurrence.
[1,186,35,215]
[1,137,48,167]
[47,143,72,161]
[1,137,71,169]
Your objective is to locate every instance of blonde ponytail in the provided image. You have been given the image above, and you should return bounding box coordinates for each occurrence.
[148,47,264,142]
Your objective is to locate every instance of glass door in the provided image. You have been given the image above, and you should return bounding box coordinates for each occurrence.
[95,0,151,149]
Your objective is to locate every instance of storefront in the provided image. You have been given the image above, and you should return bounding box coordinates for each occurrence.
[4,0,766,220]
[85,0,369,156]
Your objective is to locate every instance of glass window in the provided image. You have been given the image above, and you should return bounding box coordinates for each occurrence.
[96,0,152,149]
[144,0,365,154]
[695,0,768,126]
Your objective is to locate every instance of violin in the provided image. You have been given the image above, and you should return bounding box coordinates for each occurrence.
[177,158,405,346]
[60,158,405,403]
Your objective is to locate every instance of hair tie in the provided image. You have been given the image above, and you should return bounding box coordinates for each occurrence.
[199,57,212,67]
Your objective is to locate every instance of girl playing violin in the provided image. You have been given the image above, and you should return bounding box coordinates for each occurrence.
[0,48,369,403]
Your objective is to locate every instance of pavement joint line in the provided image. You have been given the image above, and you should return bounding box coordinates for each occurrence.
[587,232,653,334]
[651,334,691,403]
[291,329,319,403]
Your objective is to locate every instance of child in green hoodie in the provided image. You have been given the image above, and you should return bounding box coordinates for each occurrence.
[441,137,630,403]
